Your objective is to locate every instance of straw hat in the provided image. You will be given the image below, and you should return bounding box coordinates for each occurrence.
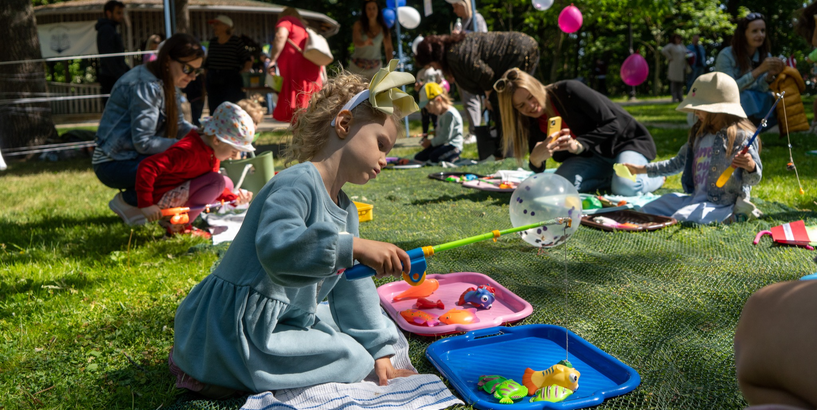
[676,72,747,118]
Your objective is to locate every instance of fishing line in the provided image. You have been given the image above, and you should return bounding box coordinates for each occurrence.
[779,92,804,195]
[563,219,569,361]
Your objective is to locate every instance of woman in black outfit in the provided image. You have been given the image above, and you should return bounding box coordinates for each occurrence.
[494,68,664,195]
[414,32,539,158]
[203,15,252,114]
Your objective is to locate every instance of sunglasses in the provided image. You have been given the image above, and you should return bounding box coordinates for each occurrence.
[173,58,205,76]
[745,12,765,22]
[493,68,521,93]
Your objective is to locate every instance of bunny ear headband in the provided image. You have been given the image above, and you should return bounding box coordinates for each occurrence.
[331,59,420,126]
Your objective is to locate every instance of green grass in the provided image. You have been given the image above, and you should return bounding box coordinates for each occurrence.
[2,104,817,409]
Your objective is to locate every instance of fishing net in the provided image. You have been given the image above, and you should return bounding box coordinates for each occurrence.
[165,161,815,410]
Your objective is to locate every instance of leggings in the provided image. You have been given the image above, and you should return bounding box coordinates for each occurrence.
[184,172,233,222]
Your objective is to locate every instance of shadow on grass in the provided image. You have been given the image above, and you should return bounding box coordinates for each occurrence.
[0,270,104,302]
[409,190,511,207]
[0,214,162,264]
[2,156,94,177]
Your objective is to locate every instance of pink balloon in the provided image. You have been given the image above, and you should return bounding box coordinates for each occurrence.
[558,4,583,33]
[621,52,649,86]
[440,79,450,93]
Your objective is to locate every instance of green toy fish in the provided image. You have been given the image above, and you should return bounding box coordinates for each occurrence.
[530,384,574,403]
[477,375,529,404]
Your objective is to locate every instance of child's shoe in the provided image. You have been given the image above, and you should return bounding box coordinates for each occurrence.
[109,192,147,226]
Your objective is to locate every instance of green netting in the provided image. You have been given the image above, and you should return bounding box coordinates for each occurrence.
[165,161,815,410]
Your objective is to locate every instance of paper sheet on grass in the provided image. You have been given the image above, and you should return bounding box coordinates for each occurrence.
[239,313,463,410]
[201,205,248,245]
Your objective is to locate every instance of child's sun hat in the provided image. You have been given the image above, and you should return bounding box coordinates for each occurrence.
[203,102,256,152]
[418,82,445,109]
[676,72,747,118]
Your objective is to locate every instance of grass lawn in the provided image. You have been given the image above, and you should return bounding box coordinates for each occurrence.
[2,103,817,409]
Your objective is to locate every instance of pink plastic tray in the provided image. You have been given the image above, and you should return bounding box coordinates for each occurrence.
[377,272,533,336]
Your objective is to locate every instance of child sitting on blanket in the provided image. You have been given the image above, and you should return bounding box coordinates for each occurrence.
[168,60,419,399]
[623,72,762,224]
[414,82,463,163]
[136,102,254,238]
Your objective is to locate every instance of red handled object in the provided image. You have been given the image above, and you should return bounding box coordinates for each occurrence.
[161,207,190,225]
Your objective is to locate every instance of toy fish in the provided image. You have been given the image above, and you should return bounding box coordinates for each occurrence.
[522,360,580,394]
[399,309,439,327]
[477,375,528,404]
[392,279,439,301]
[413,297,444,310]
[438,308,479,325]
[456,285,496,310]
[529,384,574,403]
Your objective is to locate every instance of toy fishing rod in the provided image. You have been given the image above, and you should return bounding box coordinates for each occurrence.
[160,200,240,225]
[345,218,572,286]
[715,91,784,188]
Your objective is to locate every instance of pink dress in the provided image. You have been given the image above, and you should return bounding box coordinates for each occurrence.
[273,16,323,123]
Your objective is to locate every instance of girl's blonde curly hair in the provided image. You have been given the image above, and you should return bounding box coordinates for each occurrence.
[285,70,404,164]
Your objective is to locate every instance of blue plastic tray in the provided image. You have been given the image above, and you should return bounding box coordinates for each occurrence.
[425,325,640,409]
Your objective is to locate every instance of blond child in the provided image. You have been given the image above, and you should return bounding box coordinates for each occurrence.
[136,102,254,237]
[169,61,419,398]
[414,82,463,163]
[623,72,762,224]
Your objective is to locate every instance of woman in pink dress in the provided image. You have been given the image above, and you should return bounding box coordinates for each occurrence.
[268,7,323,123]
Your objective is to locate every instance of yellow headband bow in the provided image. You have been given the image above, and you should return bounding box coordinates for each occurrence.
[331,59,419,126]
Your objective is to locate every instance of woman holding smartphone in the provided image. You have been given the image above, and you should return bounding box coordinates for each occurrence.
[493,68,664,195]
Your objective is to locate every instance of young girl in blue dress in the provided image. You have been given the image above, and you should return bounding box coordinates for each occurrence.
[169,61,420,398]
[623,72,762,224]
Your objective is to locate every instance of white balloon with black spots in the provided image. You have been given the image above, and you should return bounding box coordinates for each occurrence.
[509,173,581,248]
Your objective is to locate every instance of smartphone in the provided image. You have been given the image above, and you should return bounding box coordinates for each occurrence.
[547,116,562,137]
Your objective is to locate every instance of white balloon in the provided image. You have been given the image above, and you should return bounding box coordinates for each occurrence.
[532,0,554,11]
[509,173,581,248]
[398,6,422,29]
[411,35,424,55]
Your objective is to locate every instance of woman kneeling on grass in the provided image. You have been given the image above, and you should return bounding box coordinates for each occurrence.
[168,62,418,398]
[94,33,203,226]
[494,68,664,195]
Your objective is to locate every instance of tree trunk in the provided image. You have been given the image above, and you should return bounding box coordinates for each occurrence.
[0,0,58,150]
[550,32,565,83]
[174,0,189,34]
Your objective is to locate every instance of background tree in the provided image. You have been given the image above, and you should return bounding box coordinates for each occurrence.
[1,0,58,150]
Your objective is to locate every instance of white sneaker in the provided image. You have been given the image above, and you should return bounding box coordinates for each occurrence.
[109,192,147,226]
[463,134,477,144]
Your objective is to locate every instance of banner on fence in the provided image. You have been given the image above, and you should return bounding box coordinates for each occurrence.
[37,21,98,58]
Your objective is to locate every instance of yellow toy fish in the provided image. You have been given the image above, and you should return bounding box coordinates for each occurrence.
[522,360,580,395]
[530,384,574,403]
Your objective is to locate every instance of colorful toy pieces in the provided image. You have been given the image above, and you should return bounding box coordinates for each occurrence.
[399,307,479,327]
[522,360,581,397]
[530,384,574,403]
[477,375,528,404]
[456,285,496,309]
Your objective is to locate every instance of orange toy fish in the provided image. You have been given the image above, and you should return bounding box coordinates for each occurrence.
[392,279,440,301]
[399,309,440,326]
[438,308,480,325]
[522,360,580,395]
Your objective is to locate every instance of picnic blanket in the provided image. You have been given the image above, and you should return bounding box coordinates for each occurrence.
[238,304,462,410]
[201,205,249,245]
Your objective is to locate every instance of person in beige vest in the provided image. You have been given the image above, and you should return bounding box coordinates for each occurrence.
[662,34,689,102]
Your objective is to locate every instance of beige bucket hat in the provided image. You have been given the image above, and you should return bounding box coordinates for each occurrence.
[676,72,747,118]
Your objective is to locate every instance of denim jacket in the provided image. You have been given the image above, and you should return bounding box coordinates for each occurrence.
[645,129,762,206]
[714,46,770,93]
[95,65,193,161]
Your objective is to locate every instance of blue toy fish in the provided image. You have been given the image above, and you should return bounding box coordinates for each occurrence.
[456,284,496,310]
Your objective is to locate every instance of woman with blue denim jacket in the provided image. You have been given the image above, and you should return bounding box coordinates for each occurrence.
[714,12,784,126]
[93,33,204,225]
[624,72,762,224]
